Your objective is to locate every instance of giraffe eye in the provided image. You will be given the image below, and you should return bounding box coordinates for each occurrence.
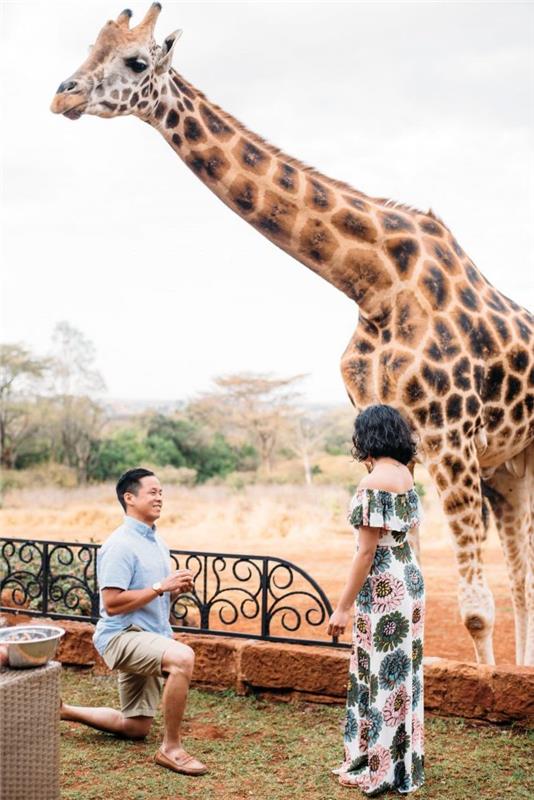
[125,57,148,73]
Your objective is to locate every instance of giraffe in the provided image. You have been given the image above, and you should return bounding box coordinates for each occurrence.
[50,4,534,665]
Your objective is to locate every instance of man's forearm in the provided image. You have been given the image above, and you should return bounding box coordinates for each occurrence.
[105,587,158,616]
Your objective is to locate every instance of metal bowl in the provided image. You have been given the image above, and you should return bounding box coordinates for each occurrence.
[0,625,65,669]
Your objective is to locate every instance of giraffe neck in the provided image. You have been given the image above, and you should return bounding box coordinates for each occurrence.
[143,69,404,318]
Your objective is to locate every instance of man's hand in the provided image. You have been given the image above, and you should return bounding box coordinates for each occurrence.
[161,569,194,595]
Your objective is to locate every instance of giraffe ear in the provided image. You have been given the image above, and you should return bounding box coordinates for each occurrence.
[156,29,182,73]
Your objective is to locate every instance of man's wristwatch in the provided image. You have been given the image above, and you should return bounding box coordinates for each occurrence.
[151,581,164,596]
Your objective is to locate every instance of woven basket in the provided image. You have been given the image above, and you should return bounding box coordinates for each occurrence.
[0,661,61,800]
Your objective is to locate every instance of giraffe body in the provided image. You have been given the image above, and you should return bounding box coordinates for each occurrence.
[51,4,534,664]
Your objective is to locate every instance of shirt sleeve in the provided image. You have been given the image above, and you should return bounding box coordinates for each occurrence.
[97,540,135,591]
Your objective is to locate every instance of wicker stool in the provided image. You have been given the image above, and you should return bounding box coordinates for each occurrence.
[0,661,61,800]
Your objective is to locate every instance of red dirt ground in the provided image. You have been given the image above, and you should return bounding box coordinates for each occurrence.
[421,546,515,664]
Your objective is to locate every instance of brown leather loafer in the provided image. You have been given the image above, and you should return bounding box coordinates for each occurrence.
[154,748,208,776]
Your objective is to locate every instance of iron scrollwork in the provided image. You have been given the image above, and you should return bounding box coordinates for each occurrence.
[1,537,348,648]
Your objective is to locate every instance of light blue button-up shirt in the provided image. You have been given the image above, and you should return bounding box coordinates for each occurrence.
[93,516,173,656]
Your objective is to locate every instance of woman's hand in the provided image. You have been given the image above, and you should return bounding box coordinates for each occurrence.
[327,607,350,638]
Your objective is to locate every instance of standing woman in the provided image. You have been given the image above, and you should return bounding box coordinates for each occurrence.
[329,404,425,794]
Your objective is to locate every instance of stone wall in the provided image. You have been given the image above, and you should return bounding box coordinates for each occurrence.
[2,614,533,727]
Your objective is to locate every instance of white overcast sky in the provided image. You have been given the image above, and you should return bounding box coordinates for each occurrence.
[1,1,533,405]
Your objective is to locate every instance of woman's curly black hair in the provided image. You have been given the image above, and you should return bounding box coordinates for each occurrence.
[351,404,417,465]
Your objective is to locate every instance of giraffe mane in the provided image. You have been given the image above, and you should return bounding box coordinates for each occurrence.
[175,70,443,225]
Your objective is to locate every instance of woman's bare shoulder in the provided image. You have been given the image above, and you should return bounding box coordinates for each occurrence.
[358,465,413,493]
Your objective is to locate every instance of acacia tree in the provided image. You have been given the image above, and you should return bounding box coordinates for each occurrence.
[286,412,327,485]
[0,344,49,468]
[190,372,305,476]
[48,322,106,482]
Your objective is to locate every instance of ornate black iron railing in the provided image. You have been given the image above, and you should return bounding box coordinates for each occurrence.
[0,537,349,648]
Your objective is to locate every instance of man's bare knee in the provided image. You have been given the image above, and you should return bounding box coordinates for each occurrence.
[162,644,195,677]
[121,715,153,739]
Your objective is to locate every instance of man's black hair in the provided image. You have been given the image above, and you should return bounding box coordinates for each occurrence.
[352,404,417,465]
[116,468,155,511]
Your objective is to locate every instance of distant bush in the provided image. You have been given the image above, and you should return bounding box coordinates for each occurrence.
[87,430,149,482]
[415,481,426,499]
[152,465,197,487]
[1,463,78,491]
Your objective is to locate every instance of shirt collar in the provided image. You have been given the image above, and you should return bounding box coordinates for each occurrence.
[124,515,157,539]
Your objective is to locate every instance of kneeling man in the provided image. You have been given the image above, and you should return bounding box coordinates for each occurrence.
[61,468,207,776]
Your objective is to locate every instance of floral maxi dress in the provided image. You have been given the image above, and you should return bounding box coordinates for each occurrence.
[334,488,425,795]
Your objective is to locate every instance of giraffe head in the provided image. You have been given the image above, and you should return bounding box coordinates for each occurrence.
[50,3,181,120]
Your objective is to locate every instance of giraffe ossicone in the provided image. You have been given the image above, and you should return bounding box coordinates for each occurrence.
[51,4,534,667]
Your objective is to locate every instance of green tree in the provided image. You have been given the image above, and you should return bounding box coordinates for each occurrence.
[88,429,149,482]
[145,414,239,482]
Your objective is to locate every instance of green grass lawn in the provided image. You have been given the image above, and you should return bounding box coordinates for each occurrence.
[60,667,533,800]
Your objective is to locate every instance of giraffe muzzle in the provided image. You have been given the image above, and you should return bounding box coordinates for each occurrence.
[50,80,87,120]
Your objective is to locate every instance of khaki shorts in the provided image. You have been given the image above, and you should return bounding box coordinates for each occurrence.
[102,625,172,718]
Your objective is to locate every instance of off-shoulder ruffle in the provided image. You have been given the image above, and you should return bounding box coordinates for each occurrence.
[349,487,421,533]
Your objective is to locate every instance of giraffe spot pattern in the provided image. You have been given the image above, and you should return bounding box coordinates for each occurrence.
[420,263,449,310]
[385,238,420,277]
[419,219,443,236]
[485,406,505,431]
[229,176,258,214]
[458,286,480,311]
[166,109,180,129]
[482,363,505,402]
[199,103,234,140]
[465,264,482,287]
[235,139,270,175]
[446,394,463,421]
[453,357,471,391]
[508,348,529,373]
[433,242,459,273]
[186,146,230,182]
[155,102,166,120]
[456,313,497,359]
[331,209,377,243]
[305,179,333,211]
[422,364,451,397]
[299,219,339,265]
[184,116,205,141]
[253,190,298,243]
[490,314,511,343]
[343,195,370,212]
[341,250,393,306]
[172,75,195,98]
[379,212,415,232]
[393,293,427,345]
[275,163,299,194]
[342,357,371,403]
[403,376,425,406]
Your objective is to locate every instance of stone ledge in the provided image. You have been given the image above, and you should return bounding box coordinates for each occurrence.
[423,656,534,725]
[1,614,532,726]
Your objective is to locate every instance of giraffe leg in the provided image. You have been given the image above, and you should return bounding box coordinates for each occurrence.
[482,465,529,665]
[427,451,496,664]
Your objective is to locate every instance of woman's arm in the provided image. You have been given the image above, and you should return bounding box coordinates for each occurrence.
[327,526,379,637]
